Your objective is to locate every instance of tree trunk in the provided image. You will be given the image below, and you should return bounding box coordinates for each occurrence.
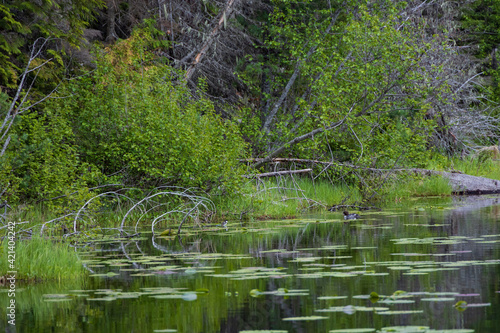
[106,0,117,42]
[243,169,312,178]
[184,0,238,82]
[260,34,272,125]
[492,46,498,90]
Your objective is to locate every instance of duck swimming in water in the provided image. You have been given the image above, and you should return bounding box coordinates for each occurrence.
[343,211,360,220]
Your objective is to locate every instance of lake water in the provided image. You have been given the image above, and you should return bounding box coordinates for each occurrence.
[1,195,500,332]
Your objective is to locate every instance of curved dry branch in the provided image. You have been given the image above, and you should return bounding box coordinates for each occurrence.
[74,192,135,233]
[120,189,215,234]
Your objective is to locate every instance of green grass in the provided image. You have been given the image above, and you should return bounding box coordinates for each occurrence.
[215,174,452,220]
[0,236,86,281]
[413,174,453,196]
[377,151,500,203]
[453,158,500,179]
[215,177,363,220]
[426,153,500,180]
[379,174,452,203]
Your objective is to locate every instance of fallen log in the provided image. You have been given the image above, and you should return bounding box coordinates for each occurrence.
[243,168,312,178]
[241,157,333,165]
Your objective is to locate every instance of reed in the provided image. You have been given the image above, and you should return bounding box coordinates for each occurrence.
[0,236,85,281]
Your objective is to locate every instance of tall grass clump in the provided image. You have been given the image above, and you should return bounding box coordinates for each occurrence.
[426,151,500,180]
[381,174,452,202]
[412,175,453,196]
[450,157,500,180]
[297,178,363,205]
[0,236,85,281]
[215,177,363,219]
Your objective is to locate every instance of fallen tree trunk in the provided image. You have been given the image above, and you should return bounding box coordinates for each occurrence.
[328,204,381,212]
[411,169,500,194]
[243,169,312,178]
[381,167,500,194]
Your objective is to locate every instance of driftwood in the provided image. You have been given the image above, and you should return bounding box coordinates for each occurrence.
[242,158,379,170]
[242,157,329,164]
[243,169,312,178]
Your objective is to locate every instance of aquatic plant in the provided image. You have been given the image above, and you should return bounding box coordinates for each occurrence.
[0,236,85,280]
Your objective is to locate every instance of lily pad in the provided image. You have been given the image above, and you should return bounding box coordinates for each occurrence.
[466,303,491,307]
[330,328,375,333]
[379,326,429,332]
[282,316,328,321]
[181,293,197,301]
[239,331,288,333]
[379,299,415,305]
[89,271,120,277]
[377,310,424,315]
[43,294,71,298]
[87,297,117,301]
[43,298,73,302]
[318,296,348,300]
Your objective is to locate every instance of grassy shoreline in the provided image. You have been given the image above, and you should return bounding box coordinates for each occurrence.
[3,155,500,281]
[215,173,453,220]
[0,236,85,282]
[0,170,465,232]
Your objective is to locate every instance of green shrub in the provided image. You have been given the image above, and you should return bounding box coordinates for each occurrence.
[44,25,248,194]
[0,93,99,207]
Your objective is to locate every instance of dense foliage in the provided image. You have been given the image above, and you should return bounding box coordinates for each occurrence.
[1,0,500,210]
[261,4,437,166]
[63,27,247,192]
[0,0,103,88]
[1,24,247,205]
[462,0,500,100]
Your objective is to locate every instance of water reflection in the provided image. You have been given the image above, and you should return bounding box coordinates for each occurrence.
[1,196,499,332]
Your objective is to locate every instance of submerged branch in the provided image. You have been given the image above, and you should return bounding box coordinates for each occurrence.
[328,204,381,212]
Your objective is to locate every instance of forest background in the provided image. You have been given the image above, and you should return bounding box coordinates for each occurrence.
[2,0,500,230]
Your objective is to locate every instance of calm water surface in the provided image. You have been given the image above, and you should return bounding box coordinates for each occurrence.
[1,196,500,333]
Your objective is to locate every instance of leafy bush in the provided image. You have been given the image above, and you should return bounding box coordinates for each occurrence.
[0,91,98,207]
[51,26,248,193]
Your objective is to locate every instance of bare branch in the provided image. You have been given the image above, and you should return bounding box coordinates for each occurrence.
[253,119,346,169]
[243,169,312,178]
[261,6,344,135]
[0,38,53,153]
[184,0,239,82]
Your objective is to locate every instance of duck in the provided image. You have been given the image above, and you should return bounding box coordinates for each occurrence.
[343,211,360,220]
[219,220,229,231]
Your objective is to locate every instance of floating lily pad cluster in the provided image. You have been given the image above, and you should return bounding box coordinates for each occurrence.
[42,287,206,303]
[49,207,499,333]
